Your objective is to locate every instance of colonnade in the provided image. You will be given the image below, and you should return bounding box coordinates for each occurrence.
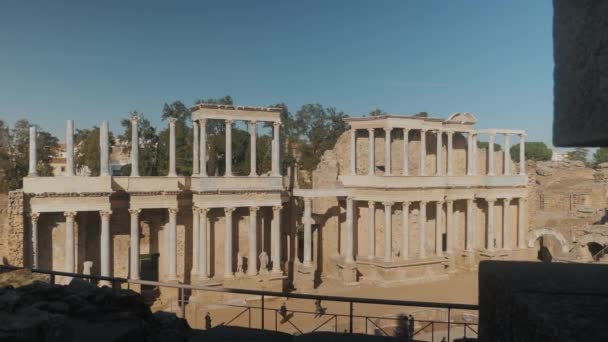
[349,128,526,176]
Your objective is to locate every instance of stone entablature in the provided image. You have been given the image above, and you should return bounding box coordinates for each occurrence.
[339,175,527,189]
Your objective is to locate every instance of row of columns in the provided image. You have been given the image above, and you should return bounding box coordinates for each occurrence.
[130,116,177,177]
[349,128,526,176]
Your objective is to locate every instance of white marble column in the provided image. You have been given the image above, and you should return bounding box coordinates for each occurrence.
[419,201,427,258]
[66,120,75,176]
[200,119,208,177]
[191,207,200,279]
[168,118,177,177]
[100,210,112,285]
[518,198,527,248]
[486,199,495,251]
[271,122,281,176]
[446,200,454,254]
[199,208,209,280]
[345,197,355,263]
[519,134,526,175]
[503,198,512,250]
[447,131,454,176]
[350,129,356,175]
[248,207,259,275]
[420,130,427,176]
[383,201,393,262]
[129,209,140,280]
[168,208,178,281]
[303,198,313,267]
[64,211,76,273]
[249,121,257,177]
[384,128,392,176]
[488,134,495,176]
[402,201,410,259]
[130,116,139,177]
[30,212,40,268]
[28,126,37,176]
[436,130,443,176]
[466,199,474,252]
[271,206,282,274]
[225,120,233,177]
[368,201,375,259]
[192,120,200,176]
[402,129,409,175]
[503,134,511,175]
[100,121,110,176]
[467,133,473,176]
[224,207,235,278]
[470,133,478,176]
[368,128,375,175]
[435,201,443,255]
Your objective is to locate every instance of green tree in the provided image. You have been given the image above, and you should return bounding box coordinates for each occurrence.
[74,127,115,176]
[509,142,552,162]
[118,112,160,176]
[593,147,608,165]
[157,101,193,175]
[477,141,502,152]
[566,147,588,163]
[368,108,386,117]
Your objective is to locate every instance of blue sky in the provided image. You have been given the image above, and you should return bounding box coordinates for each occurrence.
[0,1,553,144]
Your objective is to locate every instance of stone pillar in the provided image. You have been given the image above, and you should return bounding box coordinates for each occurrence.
[384,127,392,176]
[191,207,199,279]
[447,131,454,176]
[168,208,178,281]
[64,211,76,273]
[303,199,313,267]
[402,201,410,259]
[383,202,393,262]
[248,207,259,275]
[402,129,409,175]
[100,210,112,285]
[28,126,37,176]
[436,130,443,176]
[488,134,495,176]
[271,206,282,274]
[130,116,139,177]
[30,213,40,268]
[192,120,200,176]
[199,208,209,280]
[420,129,427,176]
[168,118,177,177]
[249,121,257,176]
[466,199,474,252]
[446,200,454,254]
[419,201,427,258]
[368,128,375,175]
[519,134,526,175]
[435,201,443,255]
[503,198,512,250]
[129,209,141,280]
[100,121,110,176]
[224,207,235,278]
[345,197,355,263]
[225,120,233,177]
[350,129,356,175]
[486,199,495,251]
[200,119,208,177]
[503,133,511,175]
[467,133,473,176]
[66,120,75,176]
[471,133,478,176]
[368,201,375,259]
[518,198,527,248]
[271,122,281,176]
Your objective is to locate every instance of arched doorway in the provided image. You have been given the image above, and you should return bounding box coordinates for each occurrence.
[527,228,570,262]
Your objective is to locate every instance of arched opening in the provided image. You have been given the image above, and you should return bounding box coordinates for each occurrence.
[587,242,608,262]
[536,236,553,262]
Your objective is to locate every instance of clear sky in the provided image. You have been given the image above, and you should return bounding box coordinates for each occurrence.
[0,1,553,144]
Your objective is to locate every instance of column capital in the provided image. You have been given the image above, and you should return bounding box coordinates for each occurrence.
[503,197,512,203]
[367,127,375,134]
[486,197,496,203]
[100,210,113,218]
[168,208,179,215]
[403,201,410,207]
[30,212,40,222]
[383,127,393,133]
[350,128,356,134]
[272,205,282,212]
[420,128,428,133]
[272,121,281,128]
[225,119,234,126]
[403,127,410,133]
[199,207,210,215]
[488,132,496,138]
[519,197,527,202]
[130,115,139,124]
[224,207,235,215]
[446,199,454,205]
[199,118,207,126]
[303,197,312,205]
[63,211,77,218]
[382,201,393,207]
[249,120,257,127]
[346,196,354,202]
[419,200,427,206]
[368,200,375,207]
[128,209,141,215]
[168,117,177,126]
[249,206,260,213]
[519,133,527,138]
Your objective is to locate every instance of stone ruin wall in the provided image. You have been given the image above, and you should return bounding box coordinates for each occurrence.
[0,191,25,267]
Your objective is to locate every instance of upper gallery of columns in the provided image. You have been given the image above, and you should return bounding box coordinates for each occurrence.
[190,103,282,124]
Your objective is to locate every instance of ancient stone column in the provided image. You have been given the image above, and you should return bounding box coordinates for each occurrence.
[446,200,454,254]
[192,120,199,176]
[271,206,282,274]
[447,131,454,176]
[467,133,474,176]
[519,134,526,175]
[199,208,209,280]
[486,198,495,251]
[384,127,392,176]
[271,122,281,176]
[402,201,410,260]
[303,198,313,267]
[518,197,527,248]
[129,209,141,280]
[100,121,110,176]
[225,120,233,177]
[168,208,178,281]
[30,212,40,268]
[466,199,474,252]
[66,120,75,176]
[249,121,257,177]
[503,133,511,175]
[345,198,355,263]
[200,119,208,177]
[419,201,427,258]
[368,201,376,259]
[488,133,495,176]
[402,129,409,176]
[436,130,443,176]
[368,128,375,175]
[224,207,235,278]
[435,201,443,255]
[191,207,199,279]
[383,201,393,262]
[28,126,38,176]
[350,129,356,175]
[503,198,512,250]
[100,210,112,286]
[130,116,140,177]
[64,211,76,273]
[168,118,177,177]
[248,207,259,275]
[420,129,427,176]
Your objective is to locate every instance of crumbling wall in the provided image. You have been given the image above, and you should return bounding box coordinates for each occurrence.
[1,191,25,266]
